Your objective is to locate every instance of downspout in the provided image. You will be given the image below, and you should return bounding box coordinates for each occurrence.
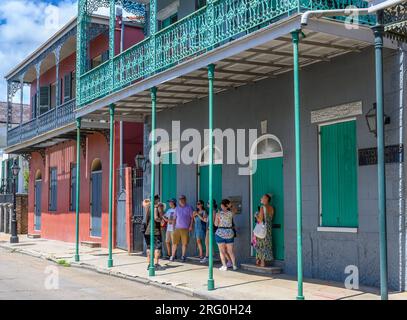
[118,8,125,191]
[300,0,406,26]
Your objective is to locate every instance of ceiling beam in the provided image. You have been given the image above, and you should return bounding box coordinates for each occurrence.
[278,36,362,52]
[246,48,330,62]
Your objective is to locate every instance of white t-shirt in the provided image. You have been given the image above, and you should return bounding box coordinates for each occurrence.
[165,208,176,232]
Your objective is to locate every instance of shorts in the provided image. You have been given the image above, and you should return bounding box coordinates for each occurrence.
[172,228,189,246]
[144,234,162,250]
[165,230,174,243]
[215,234,234,244]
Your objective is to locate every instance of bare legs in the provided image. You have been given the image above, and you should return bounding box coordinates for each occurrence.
[165,240,171,257]
[226,243,236,268]
[218,243,227,267]
[171,243,187,258]
[146,249,161,265]
[197,239,203,258]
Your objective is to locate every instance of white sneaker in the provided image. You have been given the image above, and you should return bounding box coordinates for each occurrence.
[233,265,238,271]
[219,265,227,271]
[200,257,208,264]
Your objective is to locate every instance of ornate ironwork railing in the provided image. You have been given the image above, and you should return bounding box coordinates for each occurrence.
[7,99,76,147]
[78,0,373,107]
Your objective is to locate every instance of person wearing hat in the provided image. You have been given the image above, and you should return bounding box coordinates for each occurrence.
[162,198,177,259]
[170,195,193,262]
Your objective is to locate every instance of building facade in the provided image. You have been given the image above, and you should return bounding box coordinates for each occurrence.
[4,12,145,249]
[4,0,407,297]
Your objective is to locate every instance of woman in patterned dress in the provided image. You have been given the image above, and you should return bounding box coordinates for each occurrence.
[255,194,274,267]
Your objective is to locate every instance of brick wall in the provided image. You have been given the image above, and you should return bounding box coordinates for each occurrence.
[16,194,28,234]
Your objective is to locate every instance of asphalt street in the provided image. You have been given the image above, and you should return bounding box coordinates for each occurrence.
[0,248,196,300]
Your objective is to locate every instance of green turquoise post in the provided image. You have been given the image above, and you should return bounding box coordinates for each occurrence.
[107,104,115,268]
[292,30,304,300]
[109,0,115,91]
[372,11,388,300]
[207,64,215,291]
[74,117,81,262]
[149,87,157,277]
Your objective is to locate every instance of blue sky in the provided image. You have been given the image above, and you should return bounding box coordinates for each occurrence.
[0,0,78,102]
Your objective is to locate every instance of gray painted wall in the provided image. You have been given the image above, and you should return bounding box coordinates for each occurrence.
[144,47,406,291]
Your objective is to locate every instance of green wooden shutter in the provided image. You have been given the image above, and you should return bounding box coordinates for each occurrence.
[70,164,76,211]
[39,86,50,107]
[320,120,358,227]
[31,94,37,118]
[63,73,72,102]
[161,152,177,203]
[49,167,57,211]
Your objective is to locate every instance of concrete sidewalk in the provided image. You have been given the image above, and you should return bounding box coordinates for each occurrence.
[1,233,406,300]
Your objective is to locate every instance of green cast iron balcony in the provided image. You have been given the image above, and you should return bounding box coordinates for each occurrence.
[78,0,374,108]
[7,99,76,147]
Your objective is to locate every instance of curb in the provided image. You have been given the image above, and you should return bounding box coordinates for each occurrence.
[0,243,217,300]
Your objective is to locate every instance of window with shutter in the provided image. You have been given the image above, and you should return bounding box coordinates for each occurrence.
[39,86,50,114]
[63,73,72,102]
[31,94,37,119]
[70,164,76,211]
[319,120,358,228]
[49,167,57,211]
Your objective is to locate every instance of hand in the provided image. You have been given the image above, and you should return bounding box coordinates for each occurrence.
[189,226,193,232]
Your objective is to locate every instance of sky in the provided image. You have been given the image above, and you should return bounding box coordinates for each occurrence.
[0,0,78,103]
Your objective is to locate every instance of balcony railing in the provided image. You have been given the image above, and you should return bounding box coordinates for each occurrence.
[7,99,76,147]
[78,0,374,108]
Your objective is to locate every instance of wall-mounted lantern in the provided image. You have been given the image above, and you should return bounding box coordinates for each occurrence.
[365,103,391,137]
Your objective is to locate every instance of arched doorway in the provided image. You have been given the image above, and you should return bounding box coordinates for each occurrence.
[34,170,42,231]
[90,159,102,237]
[250,134,285,261]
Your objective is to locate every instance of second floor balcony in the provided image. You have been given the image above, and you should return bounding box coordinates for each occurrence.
[6,99,76,148]
[76,0,375,109]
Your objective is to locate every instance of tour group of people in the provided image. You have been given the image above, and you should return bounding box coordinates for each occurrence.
[141,193,275,271]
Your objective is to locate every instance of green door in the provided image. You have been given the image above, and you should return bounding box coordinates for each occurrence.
[252,157,284,260]
[161,152,177,203]
[199,164,222,208]
[320,120,358,227]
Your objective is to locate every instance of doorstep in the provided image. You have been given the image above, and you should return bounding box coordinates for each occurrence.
[240,259,284,275]
[80,241,101,248]
[27,233,41,239]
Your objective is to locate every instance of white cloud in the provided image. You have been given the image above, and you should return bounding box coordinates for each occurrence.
[0,0,78,103]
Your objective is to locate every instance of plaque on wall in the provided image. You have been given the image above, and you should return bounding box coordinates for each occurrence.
[358,144,404,166]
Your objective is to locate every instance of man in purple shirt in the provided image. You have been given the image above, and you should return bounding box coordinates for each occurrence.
[170,195,193,262]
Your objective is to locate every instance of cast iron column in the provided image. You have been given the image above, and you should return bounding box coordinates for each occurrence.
[108,104,115,268]
[149,87,157,277]
[207,64,215,291]
[292,30,304,300]
[75,118,81,262]
[372,11,388,300]
[10,160,19,244]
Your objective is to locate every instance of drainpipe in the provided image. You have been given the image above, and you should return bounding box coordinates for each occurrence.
[300,0,406,26]
[119,8,125,191]
[300,0,405,300]
[292,30,304,300]
[372,11,388,301]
